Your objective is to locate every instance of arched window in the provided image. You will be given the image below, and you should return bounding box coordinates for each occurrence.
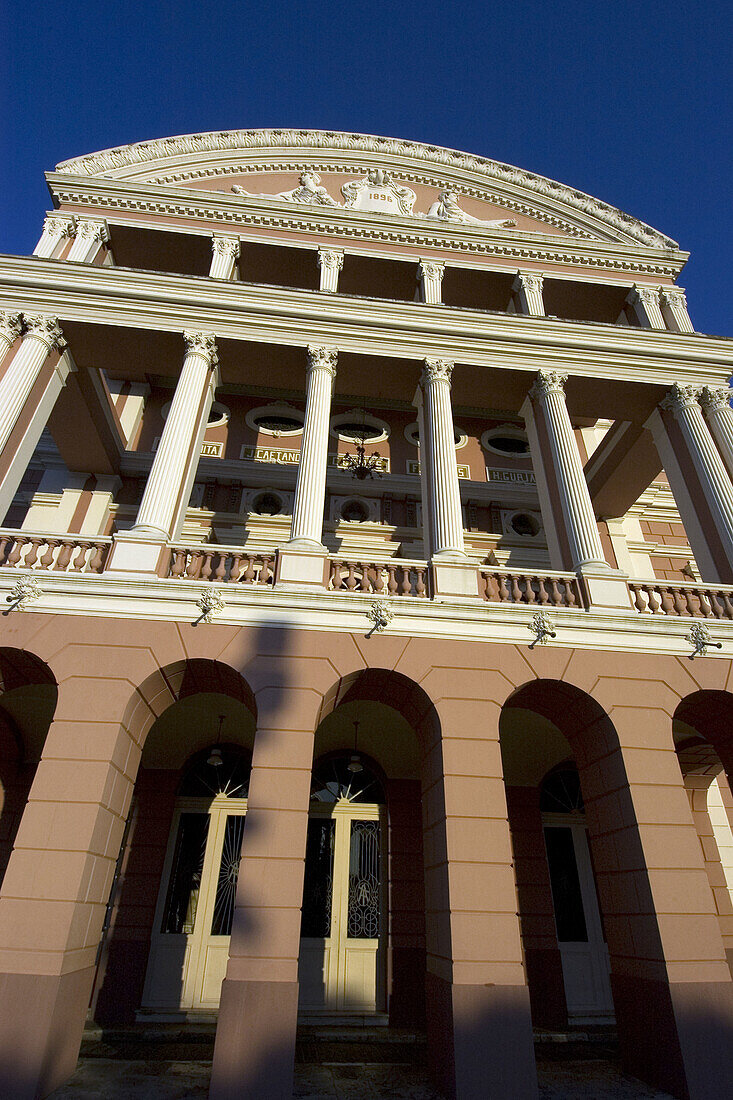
[178,744,252,799]
[311,754,385,804]
[540,764,584,814]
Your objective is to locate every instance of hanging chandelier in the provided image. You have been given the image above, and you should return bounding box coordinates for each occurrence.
[341,416,383,480]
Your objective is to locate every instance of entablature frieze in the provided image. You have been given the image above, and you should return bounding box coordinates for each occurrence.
[46,174,688,281]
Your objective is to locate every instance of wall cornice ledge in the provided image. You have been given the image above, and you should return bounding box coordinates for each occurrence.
[51,128,678,250]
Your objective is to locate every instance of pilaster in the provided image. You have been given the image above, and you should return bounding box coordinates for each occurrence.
[33,214,75,259]
[66,219,111,264]
[210,236,240,280]
[317,249,344,293]
[512,271,545,316]
[659,285,694,333]
[626,284,665,329]
[417,260,444,305]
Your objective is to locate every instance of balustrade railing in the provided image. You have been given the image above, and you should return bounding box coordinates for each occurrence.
[168,546,275,585]
[480,569,585,609]
[628,581,733,619]
[0,531,111,573]
[329,558,429,598]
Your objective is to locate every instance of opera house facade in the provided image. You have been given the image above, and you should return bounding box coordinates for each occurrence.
[0,129,731,1098]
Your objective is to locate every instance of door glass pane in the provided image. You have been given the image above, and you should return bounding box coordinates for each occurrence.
[347,820,381,939]
[301,819,335,937]
[211,814,246,936]
[162,813,209,934]
[544,826,588,942]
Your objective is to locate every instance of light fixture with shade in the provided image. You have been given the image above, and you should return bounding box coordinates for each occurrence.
[340,411,383,481]
[207,715,225,767]
[347,718,363,773]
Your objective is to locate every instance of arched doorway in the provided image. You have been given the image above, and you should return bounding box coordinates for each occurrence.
[141,742,252,1014]
[299,753,387,1019]
[540,764,613,1022]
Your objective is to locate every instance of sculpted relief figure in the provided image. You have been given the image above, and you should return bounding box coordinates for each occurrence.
[426,189,516,228]
[231,171,341,206]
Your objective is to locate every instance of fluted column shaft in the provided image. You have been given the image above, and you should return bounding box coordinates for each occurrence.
[659,287,694,333]
[132,332,219,540]
[66,220,110,263]
[0,316,66,454]
[700,387,733,480]
[289,346,337,547]
[0,313,22,369]
[626,284,665,329]
[420,359,465,558]
[417,260,444,305]
[33,215,75,258]
[662,384,733,557]
[210,236,240,280]
[317,250,344,293]
[530,371,606,570]
[512,272,545,316]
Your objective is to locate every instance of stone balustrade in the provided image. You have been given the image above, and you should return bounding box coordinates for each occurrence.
[329,558,429,597]
[0,531,110,573]
[628,581,733,618]
[480,568,585,608]
[168,545,276,585]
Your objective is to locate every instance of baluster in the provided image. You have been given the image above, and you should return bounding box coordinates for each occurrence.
[214,552,229,582]
[671,587,687,615]
[71,542,89,571]
[547,577,562,606]
[497,573,510,602]
[6,538,23,567]
[645,586,661,613]
[54,541,73,571]
[719,591,733,620]
[0,535,11,567]
[708,590,726,619]
[23,538,43,569]
[186,550,204,580]
[169,549,187,578]
[525,576,537,604]
[89,542,107,573]
[536,577,550,605]
[346,564,358,591]
[658,587,675,614]
[39,540,59,570]
[229,554,244,583]
[415,567,427,598]
[683,588,700,617]
[262,556,275,585]
[360,564,372,593]
[243,556,256,584]
[565,579,578,608]
[629,583,645,612]
[510,574,523,604]
[200,551,215,581]
[696,589,713,618]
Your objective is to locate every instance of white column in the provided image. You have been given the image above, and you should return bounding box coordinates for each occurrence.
[417,260,444,305]
[659,286,694,333]
[529,370,607,571]
[66,219,110,263]
[512,272,545,316]
[419,359,465,559]
[0,316,66,454]
[626,284,665,329]
[0,313,22,368]
[132,332,219,540]
[317,250,344,293]
[210,236,240,280]
[288,346,337,548]
[700,386,733,479]
[33,215,75,258]
[660,385,733,574]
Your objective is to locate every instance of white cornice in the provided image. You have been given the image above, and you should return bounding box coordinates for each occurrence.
[46,174,687,279]
[0,257,729,389]
[0,567,731,658]
[51,129,679,250]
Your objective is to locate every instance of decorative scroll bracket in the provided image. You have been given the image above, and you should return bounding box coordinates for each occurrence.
[194,587,226,625]
[366,600,393,636]
[528,611,556,649]
[687,622,722,660]
[3,577,42,615]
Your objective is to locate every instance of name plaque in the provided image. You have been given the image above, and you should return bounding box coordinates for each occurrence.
[486,467,536,487]
[240,446,389,472]
[407,460,470,479]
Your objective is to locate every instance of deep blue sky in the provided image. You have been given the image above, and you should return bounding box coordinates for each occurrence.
[2,1,731,336]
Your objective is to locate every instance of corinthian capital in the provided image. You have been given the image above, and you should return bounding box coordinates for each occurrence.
[307,345,338,376]
[421,358,454,385]
[23,314,65,350]
[0,312,22,344]
[75,219,110,243]
[530,370,568,399]
[317,249,344,272]
[418,260,445,281]
[699,386,732,414]
[659,286,688,309]
[660,382,700,413]
[212,236,241,259]
[183,331,219,365]
[42,214,75,239]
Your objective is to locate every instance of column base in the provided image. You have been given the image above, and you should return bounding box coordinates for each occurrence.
[430,558,480,598]
[104,531,170,577]
[209,978,299,1100]
[0,965,95,1099]
[612,972,733,1099]
[577,567,633,610]
[275,546,328,588]
[426,972,538,1099]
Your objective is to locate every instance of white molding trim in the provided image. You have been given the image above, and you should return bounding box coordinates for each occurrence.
[52,129,678,249]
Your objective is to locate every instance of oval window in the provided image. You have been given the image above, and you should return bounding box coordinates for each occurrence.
[246,404,304,437]
[331,412,389,445]
[482,427,531,457]
[511,513,540,537]
[341,500,369,523]
[404,421,466,448]
[252,492,282,516]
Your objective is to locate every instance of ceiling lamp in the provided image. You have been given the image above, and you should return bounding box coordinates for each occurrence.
[341,416,383,480]
[347,719,363,773]
[207,715,225,767]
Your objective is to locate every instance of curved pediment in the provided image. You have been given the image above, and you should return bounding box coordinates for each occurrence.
[54,128,678,249]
